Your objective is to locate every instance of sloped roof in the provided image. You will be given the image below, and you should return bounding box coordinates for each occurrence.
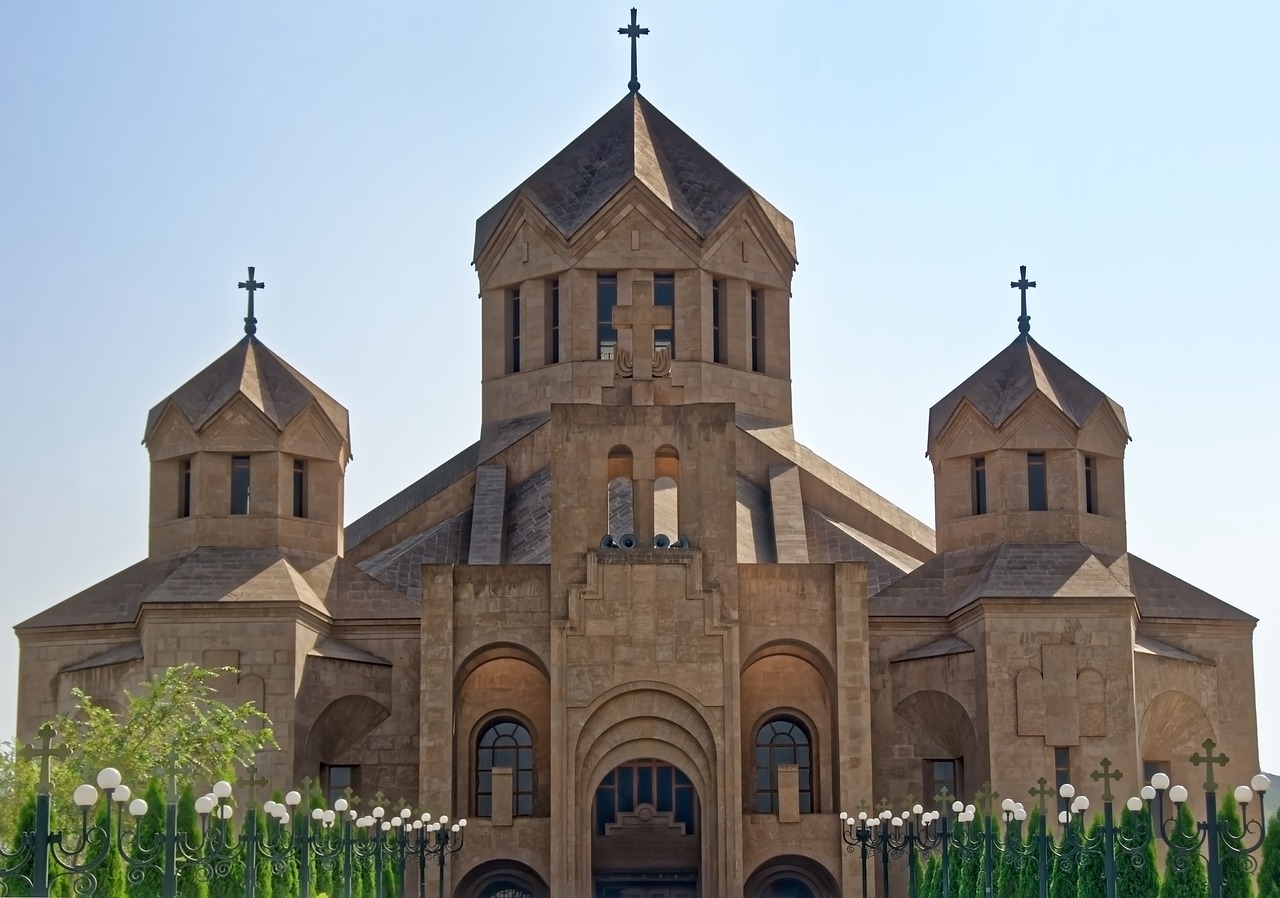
[143,335,350,447]
[927,333,1129,449]
[473,92,796,262]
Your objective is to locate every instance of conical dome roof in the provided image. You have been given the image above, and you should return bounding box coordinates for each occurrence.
[143,335,350,447]
[473,92,795,262]
[927,333,1129,449]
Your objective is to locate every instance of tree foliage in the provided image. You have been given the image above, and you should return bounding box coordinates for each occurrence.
[1218,796,1256,898]
[1159,802,1208,898]
[1258,808,1280,898]
[1075,816,1106,898]
[1115,804,1159,898]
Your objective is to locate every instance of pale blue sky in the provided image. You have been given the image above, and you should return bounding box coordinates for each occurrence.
[2,2,1277,780]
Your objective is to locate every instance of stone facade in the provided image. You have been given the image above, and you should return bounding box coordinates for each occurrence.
[15,88,1258,898]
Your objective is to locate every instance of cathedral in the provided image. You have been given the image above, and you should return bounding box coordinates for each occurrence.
[14,23,1259,898]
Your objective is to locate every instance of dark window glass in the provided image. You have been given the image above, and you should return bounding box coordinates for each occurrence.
[322,764,358,808]
[654,273,675,359]
[597,274,617,359]
[292,459,307,518]
[510,288,521,373]
[712,279,724,363]
[972,457,987,515]
[1142,759,1170,785]
[750,288,762,372]
[230,456,250,515]
[476,719,534,818]
[549,278,560,364]
[180,459,192,518]
[1028,452,1048,511]
[1055,747,1071,814]
[754,717,813,814]
[924,758,962,811]
[1084,456,1097,514]
[594,759,696,834]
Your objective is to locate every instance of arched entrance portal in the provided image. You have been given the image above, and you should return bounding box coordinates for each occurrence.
[592,758,700,898]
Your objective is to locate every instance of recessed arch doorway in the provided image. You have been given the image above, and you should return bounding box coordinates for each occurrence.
[591,757,700,898]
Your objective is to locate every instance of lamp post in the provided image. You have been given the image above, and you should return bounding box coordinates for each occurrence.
[45,765,130,896]
[838,799,945,898]
[1142,738,1270,898]
[401,812,467,898]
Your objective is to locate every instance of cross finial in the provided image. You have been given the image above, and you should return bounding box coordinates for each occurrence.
[933,785,956,810]
[20,723,70,795]
[241,762,270,809]
[153,750,193,804]
[856,799,870,817]
[618,8,649,94]
[1089,758,1124,803]
[973,782,999,816]
[1190,738,1230,793]
[875,797,893,816]
[238,266,265,336]
[1029,777,1057,819]
[343,786,360,809]
[1010,264,1037,334]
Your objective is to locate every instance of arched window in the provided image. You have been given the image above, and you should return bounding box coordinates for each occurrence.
[653,445,679,540]
[754,717,813,814]
[607,446,634,539]
[476,719,534,817]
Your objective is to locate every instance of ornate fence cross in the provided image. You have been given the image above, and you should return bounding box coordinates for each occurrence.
[1029,777,1057,820]
[343,786,361,810]
[153,750,193,803]
[1090,758,1124,803]
[876,797,893,816]
[973,782,1000,816]
[933,785,956,811]
[242,763,270,809]
[20,723,70,794]
[1190,737,1230,792]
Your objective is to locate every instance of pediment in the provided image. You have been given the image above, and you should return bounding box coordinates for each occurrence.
[281,403,345,461]
[702,200,795,287]
[933,400,1001,459]
[198,398,282,452]
[478,196,572,291]
[569,181,704,264]
[997,398,1080,450]
[1077,404,1130,457]
[145,403,201,461]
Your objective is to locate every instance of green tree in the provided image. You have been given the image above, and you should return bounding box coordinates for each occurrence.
[5,792,37,895]
[995,817,1019,898]
[1258,809,1280,898]
[1159,802,1208,898]
[1049,826,1079,898]
[1115,804,1159,898]
[1075,816,1105,898]
[920,852,940,898]
[130,778,166,898]
[87,800,128,898]
[1219,797,1256,898]
[174,783,208,898]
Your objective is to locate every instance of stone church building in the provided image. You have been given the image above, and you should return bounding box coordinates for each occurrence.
[15,61,1259,898]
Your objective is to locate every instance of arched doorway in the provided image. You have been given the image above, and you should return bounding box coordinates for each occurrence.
[592,758,699,898]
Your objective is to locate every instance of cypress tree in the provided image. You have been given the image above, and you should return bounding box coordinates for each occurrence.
[1075,816,1105,898]
[133,778,166,898]
[1115,804,1158,898]
[87,801,128,898]
[7,792,37,896]
[174,783,208,898]
[1159,802,1208,898]
[921,852,940,898]
[1258,809,1280,898]
[1050,826,1079,898]
[1218,797,1256,898]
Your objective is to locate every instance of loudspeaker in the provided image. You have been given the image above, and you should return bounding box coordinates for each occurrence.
[672,535,689,548]
[653,533,671,548]
[619,533,638,549]
[600,535,619,549]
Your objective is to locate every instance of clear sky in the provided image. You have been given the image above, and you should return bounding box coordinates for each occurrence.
[2,2,1277,778]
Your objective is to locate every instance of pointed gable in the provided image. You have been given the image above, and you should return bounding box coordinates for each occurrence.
[143,335,350,451]
[473,93,795,265]
[927,333,1129,452]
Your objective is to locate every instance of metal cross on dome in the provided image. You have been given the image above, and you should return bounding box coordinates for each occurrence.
[238,266,265,336]
[1011,264,1037,335]
[618,8,649,94]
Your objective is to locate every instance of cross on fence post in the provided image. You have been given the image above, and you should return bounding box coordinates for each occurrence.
[856,799,871,817]
[1029,777,1057,820]
[933,786,956,811]
[973,782,1000,816]
[1090,758,1124,803]
[1190,737,1230,792]
[20,723,70,794]
[242,763,270,809]
[876,797,893,816]
[154,750,193,804]
[301,775,315,804]
[370,790,388,811]
[343,786,360,810]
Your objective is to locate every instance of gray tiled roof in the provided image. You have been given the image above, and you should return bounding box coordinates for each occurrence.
[346,442,480,550]
[804,507,918,595]
[359,508,474,600]
[144,336,350,447]
[927,334,1130,449]
[506,467,552,564]
[474,93,796,262]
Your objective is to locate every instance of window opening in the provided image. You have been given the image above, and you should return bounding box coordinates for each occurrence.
[924,758,963,811]
[1055,747,1071,815]
[322,764,359,808]
[750,288,762,372]
[179,459,192,518]
[230,456,250,515]
[509,287,521,373]
[712,279,725,363]
[1084,456,1097,514]
[476,719,534,817]
[594,759,697,834]
[597,274,618,360]
[654,272,675,358]
[971,457,987,515]
[754,717,813,814]
[292,459,307,518]
[1028,452,1048,511]
[548,278,560,364]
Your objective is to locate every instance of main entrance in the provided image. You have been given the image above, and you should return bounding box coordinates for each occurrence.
[591,759,700,898]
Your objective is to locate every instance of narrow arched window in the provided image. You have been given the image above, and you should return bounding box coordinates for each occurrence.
[476,719,534,817]
[754,717,813,814]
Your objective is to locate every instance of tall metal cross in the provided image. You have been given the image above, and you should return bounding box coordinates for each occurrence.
[618,8,649,94]
[20,723,70,795]
[153,750,193,804]
[238,266,265,336]
[1010,264,1036,334]
[1028,777,1057,820]
[242,762,270,809]
[1090,758,1124,803]
[1190,737,1230,792]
